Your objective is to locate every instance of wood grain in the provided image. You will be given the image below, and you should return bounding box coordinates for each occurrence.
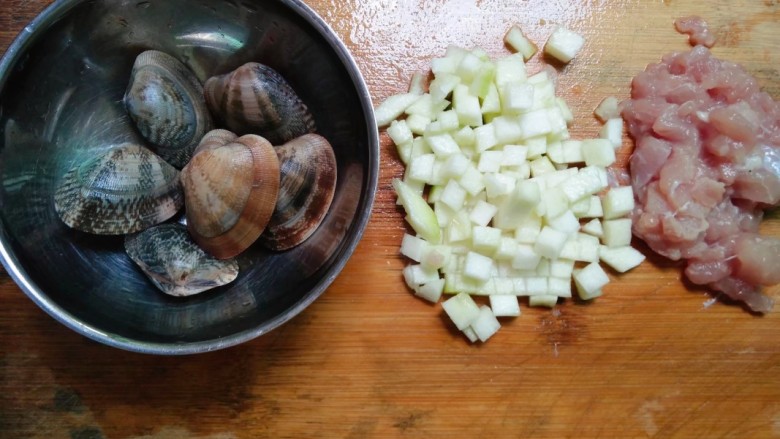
[1,1,779,438]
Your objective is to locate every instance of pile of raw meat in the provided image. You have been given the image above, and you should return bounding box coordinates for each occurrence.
[622,44,780,312]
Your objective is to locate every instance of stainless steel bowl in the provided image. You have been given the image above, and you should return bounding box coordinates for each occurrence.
[0,0,378,354]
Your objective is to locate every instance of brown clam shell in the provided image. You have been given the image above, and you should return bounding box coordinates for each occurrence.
[203,62,316,145]
[124,50,212,168]
[260,134,337,251]
[125,223,239,297]
[181,131,280,259]
[53,143,183,235]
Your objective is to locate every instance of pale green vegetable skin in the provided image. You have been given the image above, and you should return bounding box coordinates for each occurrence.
[392,178,442,244]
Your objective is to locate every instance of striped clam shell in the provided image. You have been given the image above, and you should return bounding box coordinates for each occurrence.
[204,62,316,145]
[124,50,212,168]
[260,133,337,251]
[125,223,239,297]
[181,130,280,259]
[53,144,183,235]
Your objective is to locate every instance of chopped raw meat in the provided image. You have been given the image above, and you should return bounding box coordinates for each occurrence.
[622,45,780,313]
[674,16,717,48]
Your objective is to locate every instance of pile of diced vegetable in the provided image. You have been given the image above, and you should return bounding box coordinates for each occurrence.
[376,25,645,343]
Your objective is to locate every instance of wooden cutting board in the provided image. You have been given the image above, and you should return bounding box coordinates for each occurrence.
[1,1,778,437]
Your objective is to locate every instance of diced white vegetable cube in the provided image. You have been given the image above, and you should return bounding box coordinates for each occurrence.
[438,110,461,131]
[602,186,635,220]
[431,56,459,76]
[469,200,498,226]
[547,107,568,134]
[453,126,476,148]
[463,251,493,282]
[375,93,421,127]
[439,179,467,210]
[570,195,592,217]
[530,156,556,177]
[490,295,521,317]
[543,188,570,220]
[483,173,516,199]
[493,180,541,229]
[581,218,604,238]
[434,200,455,227]
[407,153,435,183]
[426,133,461,157]
[403,263,440,289]
[556,97,574,125]
[470,63,496,99]
[561,140,584,163]
[514,213,542,243]
[502,82,535,114]
[582,139,616,167]
[400,234,430,262]
[600,118,623,149]
[481,84,502,114]
[546,141,565,164]
[408,71,426,95]
[457,52,484,82]
[547,210,580,235]
[529,295,558,308]
[599,245,646,273]
[495,53,528,87]
[421,245,452,270]
[442,153,470,179]
[526,277,548,295]
[504,25,538,61]
[477,150,503,173]
[474,123,498,152]
[550,259,575,278]
[495,237,519,261]
[582,195,604,218]
[429,74,460,103]
[518,109,553,139]
[544,26,585,63]
[559,166,607,203]
[472,226,502,255]
[512,244,541,270]
[492,115,525,145]
[525,136,547,159]
[447,210,472,243]
[406,114,431,135]
[573,262,609,300]
[559,238,580,260]
[453,84,483,127]
[602,218,633,247]
[535,258,550,276]
[459,166,486,196]
[442,292,481,330]
[471,305,501,342]
[577,233,601,262]
[405,93,435,118]
[387,119,413,146]
[501,144,528,166]
[396,141,413,165]
[534,226,568,259]
[415,278,445,303]
[594,96,620,122]
[548,277,572,298]
[429,160,448,186]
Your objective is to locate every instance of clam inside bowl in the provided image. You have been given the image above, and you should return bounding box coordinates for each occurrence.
[0,0,378,354]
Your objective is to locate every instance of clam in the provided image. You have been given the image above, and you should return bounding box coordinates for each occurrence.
[124,50,212,168]
[260,133,337,251]
[181,130,280,259]
[203,62,316,145]
[125,223,239,297]
[53,143,183,235]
